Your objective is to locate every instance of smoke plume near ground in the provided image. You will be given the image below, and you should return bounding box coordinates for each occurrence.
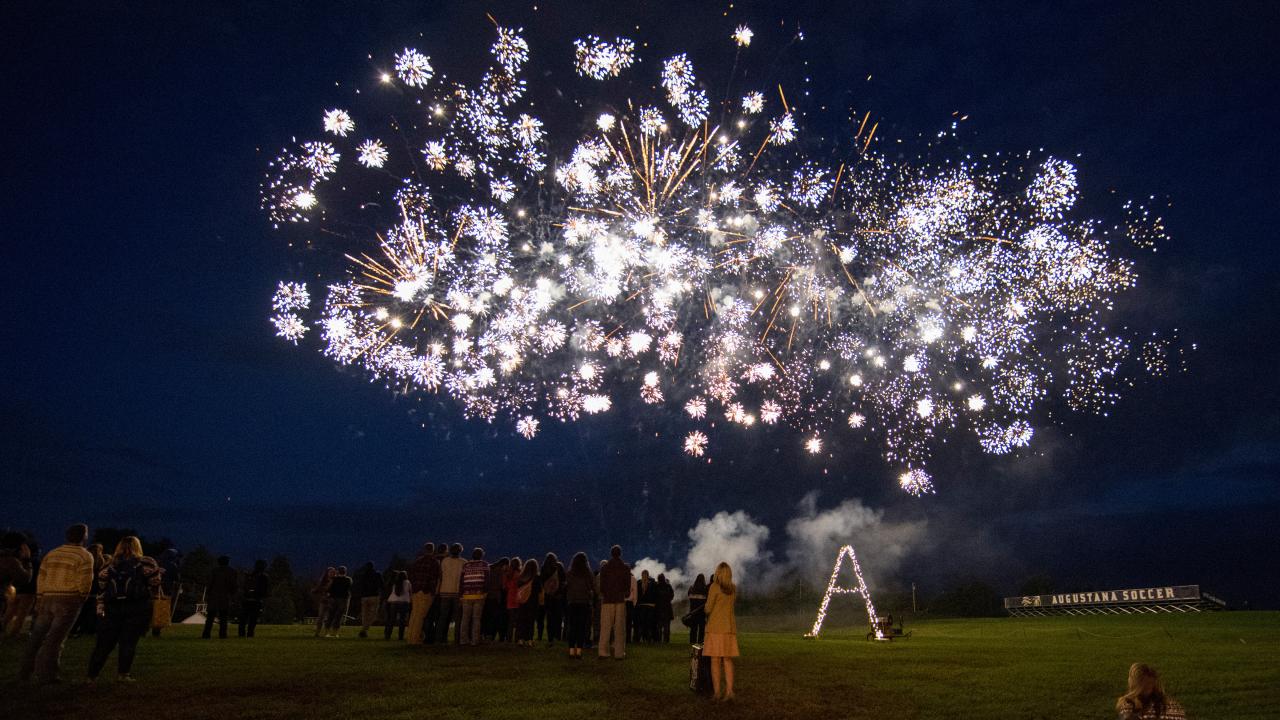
[636,493,928,595]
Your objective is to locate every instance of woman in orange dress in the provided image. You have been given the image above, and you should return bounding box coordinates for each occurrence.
[702,562,739,701]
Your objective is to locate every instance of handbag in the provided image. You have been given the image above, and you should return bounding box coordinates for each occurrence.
[681,606,705,628]
[151,592,172,629]
[516,581,533,605]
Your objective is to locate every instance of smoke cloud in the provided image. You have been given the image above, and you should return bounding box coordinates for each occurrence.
[637,494,928,594]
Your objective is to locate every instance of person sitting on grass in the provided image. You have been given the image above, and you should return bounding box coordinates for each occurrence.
[85,536,160,685]
[1117,663,1186,719]
[703,562,739,702]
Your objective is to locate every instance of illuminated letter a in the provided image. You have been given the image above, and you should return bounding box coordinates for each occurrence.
[805,544,883,639]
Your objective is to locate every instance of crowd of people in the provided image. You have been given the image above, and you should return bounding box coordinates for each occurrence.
[1,523,1194,714]
[0,525,743,699]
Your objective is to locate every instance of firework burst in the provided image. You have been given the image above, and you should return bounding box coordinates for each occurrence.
[261,21,1171,495]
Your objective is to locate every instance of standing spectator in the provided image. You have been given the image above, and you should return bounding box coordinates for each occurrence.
[703,562,739,701]
[383,571,412,641]
[354,562,382,639]
[541,553,566,646]
[458,548,489,646]
[312,567,336,637]
[239,559,269,638]
[635,569,656,643]
[85,536,160,684]
[202,556,237,640]
[424,542,448,642]
[0,532,32,604]
[0,533,33,630]
[322,566,353,637]
[483,557,509,642]
[564,552,594,659]
[4,537,39,640]
[1117,663,1187,719]
[515,558,541,647]
[686,573,708,645]
[625,566,638,644]
[405,543,440,645]
[71,543,107,638]
[597,545,632,660]
[17,525,90,684]
[436,543,465,644]
[150,548,181,637]
[504,557,523,643]
[592,560,606,648]
[655,573,674,643]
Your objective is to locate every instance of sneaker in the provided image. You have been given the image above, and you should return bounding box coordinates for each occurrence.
[117,675,136,683]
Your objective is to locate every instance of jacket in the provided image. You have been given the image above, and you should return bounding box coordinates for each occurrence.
[704,583,737,635]
[565,570,595,605]
[599,558,632,604]
[207,565,238,603]
[35,544,94,599]
[407,553,441,594]
[438,556,466,596]
[460,560,489,599]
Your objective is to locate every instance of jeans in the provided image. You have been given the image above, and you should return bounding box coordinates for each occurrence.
[598,602,626,658]
[566,602,591,649]
[323,597,349,633]
[202,600,230,638]
[359,596,379,635]
[87,598,152,679]
[239,599,262,637]
[434,595,458,643]
[405,592,433,645]
[689,620,705,645]
[18,595,82,682]
[314,597,331,636]
[546,599,564,642]
[384,602,410,640]
[458,599,484,645]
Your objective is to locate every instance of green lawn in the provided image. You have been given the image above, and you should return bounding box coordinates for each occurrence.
[2,611,1277,719]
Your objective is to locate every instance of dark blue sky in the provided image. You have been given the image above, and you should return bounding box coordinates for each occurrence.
[2,1,1277,605]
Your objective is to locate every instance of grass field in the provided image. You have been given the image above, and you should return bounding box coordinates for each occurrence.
[1,611,1277,719]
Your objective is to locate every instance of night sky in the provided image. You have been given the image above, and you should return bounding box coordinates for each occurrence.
[3,1,1277,606]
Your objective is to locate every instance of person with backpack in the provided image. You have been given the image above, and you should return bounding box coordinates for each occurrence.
[239,559,269,638]
[202,556,237,639]
[17,525,91,684]
[85,536,160,684]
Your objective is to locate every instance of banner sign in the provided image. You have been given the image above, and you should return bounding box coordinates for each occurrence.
[1003,584,1201,610]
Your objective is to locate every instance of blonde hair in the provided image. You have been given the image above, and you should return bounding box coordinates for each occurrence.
[111,536,143,564]
[712,562,735,595]
[1116,663,1168,717]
